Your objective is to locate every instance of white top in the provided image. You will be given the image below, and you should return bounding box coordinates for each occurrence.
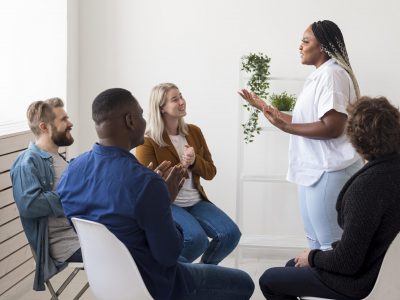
[287,59,360,186]
[169,134,202,207]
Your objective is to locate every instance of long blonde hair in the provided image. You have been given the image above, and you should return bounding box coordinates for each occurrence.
[146,83,188,146]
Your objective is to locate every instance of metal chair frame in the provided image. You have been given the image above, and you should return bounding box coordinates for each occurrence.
[30,245,89,300]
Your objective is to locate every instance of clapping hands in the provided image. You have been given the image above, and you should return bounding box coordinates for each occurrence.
[181,145,195,168]
[164,164,185,202]
[147,161,185,202]
[147,160,172,179]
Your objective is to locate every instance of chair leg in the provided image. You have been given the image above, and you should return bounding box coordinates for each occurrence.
[45,280,58,300]
[54,267,81,296]
[73,282,90,300]
[46,267,85,299]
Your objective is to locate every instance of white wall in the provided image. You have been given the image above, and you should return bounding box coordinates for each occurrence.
[68,0,400,245]
[74,0,242,219]
[66,0,80,158]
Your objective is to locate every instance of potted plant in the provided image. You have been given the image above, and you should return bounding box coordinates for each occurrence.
[269,92,296,112]
[241,53,297,143]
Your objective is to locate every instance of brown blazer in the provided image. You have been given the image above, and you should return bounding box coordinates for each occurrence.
[136,124,216,200]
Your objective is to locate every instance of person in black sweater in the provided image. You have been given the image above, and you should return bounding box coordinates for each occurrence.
[259,96,400,300]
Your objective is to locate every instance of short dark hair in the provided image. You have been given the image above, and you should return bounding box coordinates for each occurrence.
[346,96,400,160]
[92,88,136,124]
[27,97,64,136]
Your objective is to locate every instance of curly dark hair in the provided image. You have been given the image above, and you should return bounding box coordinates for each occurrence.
[346,96,400,160]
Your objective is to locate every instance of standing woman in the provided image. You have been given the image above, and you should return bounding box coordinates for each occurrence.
[239,20,363,250]
[136,83,241,264]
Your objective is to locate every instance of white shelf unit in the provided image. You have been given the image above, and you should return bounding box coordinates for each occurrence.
[236,76,307,252]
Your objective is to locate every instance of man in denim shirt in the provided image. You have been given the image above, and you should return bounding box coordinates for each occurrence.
[10,98,81,291]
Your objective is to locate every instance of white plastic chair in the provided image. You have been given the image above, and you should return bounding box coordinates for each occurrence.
[301,232,400,300]
[363,232,400,300]
[71,217,153,300]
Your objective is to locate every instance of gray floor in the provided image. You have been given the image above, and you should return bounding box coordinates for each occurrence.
[5,246,301,300]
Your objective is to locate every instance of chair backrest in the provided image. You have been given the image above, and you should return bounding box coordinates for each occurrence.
[363,232,400,300]
[302,232,400,300]
[71,217,153,300]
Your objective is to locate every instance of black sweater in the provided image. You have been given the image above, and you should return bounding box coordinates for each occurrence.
[308,153,400,299]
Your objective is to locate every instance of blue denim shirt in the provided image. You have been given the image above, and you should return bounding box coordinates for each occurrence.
[58,143,194,300]
[10,143,67,291]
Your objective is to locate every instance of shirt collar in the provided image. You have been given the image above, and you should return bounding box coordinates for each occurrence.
[92,143,136,160]
[28,142,52,159]
[308,58,336,81]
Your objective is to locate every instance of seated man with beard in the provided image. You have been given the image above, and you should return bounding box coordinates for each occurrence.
[10,98,82,291]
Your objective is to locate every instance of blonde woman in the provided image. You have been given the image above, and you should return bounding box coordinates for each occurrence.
[136,83,241,264]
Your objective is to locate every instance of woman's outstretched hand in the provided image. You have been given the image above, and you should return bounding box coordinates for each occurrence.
[238,89,265,111]
[262,105,288,130]
[239,89,291,131]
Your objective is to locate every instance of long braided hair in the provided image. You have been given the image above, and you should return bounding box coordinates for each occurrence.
[311,20,360,100]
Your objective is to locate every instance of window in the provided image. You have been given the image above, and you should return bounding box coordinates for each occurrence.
[0,0,67,135]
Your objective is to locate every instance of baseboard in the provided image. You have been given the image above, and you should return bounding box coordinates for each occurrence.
[239,234,308,249]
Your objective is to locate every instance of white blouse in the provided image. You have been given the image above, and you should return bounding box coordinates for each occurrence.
[287,59,360,186]
[169,134,202,207]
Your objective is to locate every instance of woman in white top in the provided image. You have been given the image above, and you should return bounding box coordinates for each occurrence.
[239,20,363,250]
[137,83,241,264]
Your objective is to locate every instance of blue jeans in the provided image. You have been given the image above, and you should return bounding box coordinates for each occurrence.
[171,200,241,264]
[259,259,356,300]
[177,262,255,300]
[298,160,363,250]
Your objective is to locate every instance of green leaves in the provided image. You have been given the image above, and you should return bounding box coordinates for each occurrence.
[242,109,261,143]
[241,53,271,143]
[269,92,296,111]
